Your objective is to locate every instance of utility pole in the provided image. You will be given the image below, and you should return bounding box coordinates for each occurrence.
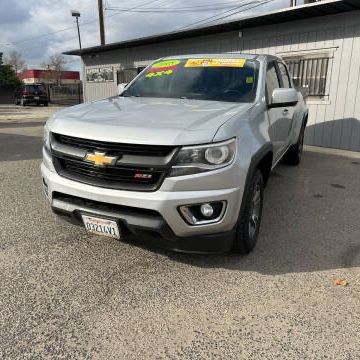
[71,10,82,51]
[98,0,105,46]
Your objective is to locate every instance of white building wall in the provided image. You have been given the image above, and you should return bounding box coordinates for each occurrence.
[82,11,360,151]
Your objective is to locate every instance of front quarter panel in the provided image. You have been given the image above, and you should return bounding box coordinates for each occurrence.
[213,99,272,174]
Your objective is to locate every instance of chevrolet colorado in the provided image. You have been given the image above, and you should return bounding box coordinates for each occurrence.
[41,54,308,253]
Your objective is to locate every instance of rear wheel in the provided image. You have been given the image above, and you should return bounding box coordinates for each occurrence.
[283,124,305,165]
[44,102,49,107]
[233,169,264,254]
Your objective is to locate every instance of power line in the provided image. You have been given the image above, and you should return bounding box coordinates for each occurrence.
[179,0,263,29]
[197,0,275,27]
[179,0,273,30]
[9,0,155,46]
[105,4,242,13]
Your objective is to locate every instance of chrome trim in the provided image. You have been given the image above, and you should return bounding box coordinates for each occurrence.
[116,148,178,167]
[50,133,178,167]
[179,201,227,225]
[50,134,87,159]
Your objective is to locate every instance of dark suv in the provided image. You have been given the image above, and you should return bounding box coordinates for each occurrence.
[15,84,49,106]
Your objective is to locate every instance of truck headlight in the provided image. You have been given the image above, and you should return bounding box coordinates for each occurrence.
[170,138,236,177]
[43,125,51,151]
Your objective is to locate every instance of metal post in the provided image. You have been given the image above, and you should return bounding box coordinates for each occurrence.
[76,16,82,50]
[98,0,105,46]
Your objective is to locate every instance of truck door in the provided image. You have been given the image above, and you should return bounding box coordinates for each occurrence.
[265,61,284,161]
[276,61,295,147]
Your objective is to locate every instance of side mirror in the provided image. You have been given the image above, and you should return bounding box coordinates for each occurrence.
[269,88,298,108]
[117,83,127,95]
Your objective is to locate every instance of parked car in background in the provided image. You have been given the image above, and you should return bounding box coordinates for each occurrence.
[42,54,308,254]
[15,84,49,106]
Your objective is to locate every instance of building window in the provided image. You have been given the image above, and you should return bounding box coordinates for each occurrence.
[86,67,114,82]
[117,67,146,84]
[283,55,331,98]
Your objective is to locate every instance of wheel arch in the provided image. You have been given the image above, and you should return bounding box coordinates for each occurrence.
[239,143,273,219]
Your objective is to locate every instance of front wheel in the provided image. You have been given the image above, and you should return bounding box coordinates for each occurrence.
[233,169,264,254]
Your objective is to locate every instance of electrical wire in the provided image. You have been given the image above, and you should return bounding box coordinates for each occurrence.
[179,0,274,30]
[198,0,276,27]
[10,0,161,46]
[105,3,242,13]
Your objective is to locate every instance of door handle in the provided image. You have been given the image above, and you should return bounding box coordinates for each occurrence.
[282,108,289,115]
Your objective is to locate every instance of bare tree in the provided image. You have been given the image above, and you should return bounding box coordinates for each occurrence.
[4,50,26,73]
[42,54,67,85]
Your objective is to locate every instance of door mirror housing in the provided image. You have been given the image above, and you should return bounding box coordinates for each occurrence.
[117,83,128,95]
[269,88,298,108]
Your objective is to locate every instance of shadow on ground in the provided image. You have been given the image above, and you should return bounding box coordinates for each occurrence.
[0,133,43,161]
[125,151,360,275]
[0,121,46,129]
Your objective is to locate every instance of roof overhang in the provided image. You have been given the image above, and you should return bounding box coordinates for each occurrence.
[64,0,360,56]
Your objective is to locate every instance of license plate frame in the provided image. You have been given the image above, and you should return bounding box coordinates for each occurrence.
[81,214,121,239]
[34,96,40,100]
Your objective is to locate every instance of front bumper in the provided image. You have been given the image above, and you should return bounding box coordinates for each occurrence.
[41,148,245,252]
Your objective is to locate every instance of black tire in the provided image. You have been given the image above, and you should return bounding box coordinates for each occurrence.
[36,102,40,106]
[44,102,49,107]
[283,125,305,166]
[233,169,264,254]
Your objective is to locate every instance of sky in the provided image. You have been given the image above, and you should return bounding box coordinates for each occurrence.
[0,0,302,71]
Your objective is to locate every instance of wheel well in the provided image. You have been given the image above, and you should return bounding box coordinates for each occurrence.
[257,151,273,186]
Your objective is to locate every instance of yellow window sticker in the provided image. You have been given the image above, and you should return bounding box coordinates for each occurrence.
[246,76,254,84]
[185,58,246,68]
[152,59,180,68]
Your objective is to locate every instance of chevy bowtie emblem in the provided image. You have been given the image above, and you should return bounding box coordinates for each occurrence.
[85,152,117,166]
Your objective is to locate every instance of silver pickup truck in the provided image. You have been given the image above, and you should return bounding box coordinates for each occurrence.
[41,54,308,254]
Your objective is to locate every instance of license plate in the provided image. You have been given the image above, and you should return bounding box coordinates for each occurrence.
[82,215,120,239]
[34,96,40,100]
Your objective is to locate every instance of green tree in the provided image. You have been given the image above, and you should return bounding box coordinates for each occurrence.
[0,64,23,88]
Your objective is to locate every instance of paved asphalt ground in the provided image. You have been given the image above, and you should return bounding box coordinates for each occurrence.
[0,105,359,359]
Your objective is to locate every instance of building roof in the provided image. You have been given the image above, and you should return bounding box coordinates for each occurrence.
[64,0,360,56]
[19,69,80,80]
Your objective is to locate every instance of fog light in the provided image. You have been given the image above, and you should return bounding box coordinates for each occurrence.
[200,203,214,218]
[178,201,227,225]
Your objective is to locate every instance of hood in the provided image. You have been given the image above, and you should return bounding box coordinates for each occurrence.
[48,96,252,146]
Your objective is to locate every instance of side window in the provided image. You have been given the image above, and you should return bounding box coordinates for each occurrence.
[266,62,280,102]
[277,62,291,88]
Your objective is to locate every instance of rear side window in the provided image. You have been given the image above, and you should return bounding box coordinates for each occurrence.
[26,85,46,94]
[266,62,280,102]
[277,62,291,88]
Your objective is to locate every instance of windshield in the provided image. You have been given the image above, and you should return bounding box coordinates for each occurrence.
[26,85,46,94]
[123,58,259,103]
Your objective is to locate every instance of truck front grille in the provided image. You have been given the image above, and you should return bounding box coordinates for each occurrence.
[51,133,177,191]
[54,134,174,157]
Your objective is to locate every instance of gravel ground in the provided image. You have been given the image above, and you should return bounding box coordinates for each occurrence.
[0,106,359,359]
